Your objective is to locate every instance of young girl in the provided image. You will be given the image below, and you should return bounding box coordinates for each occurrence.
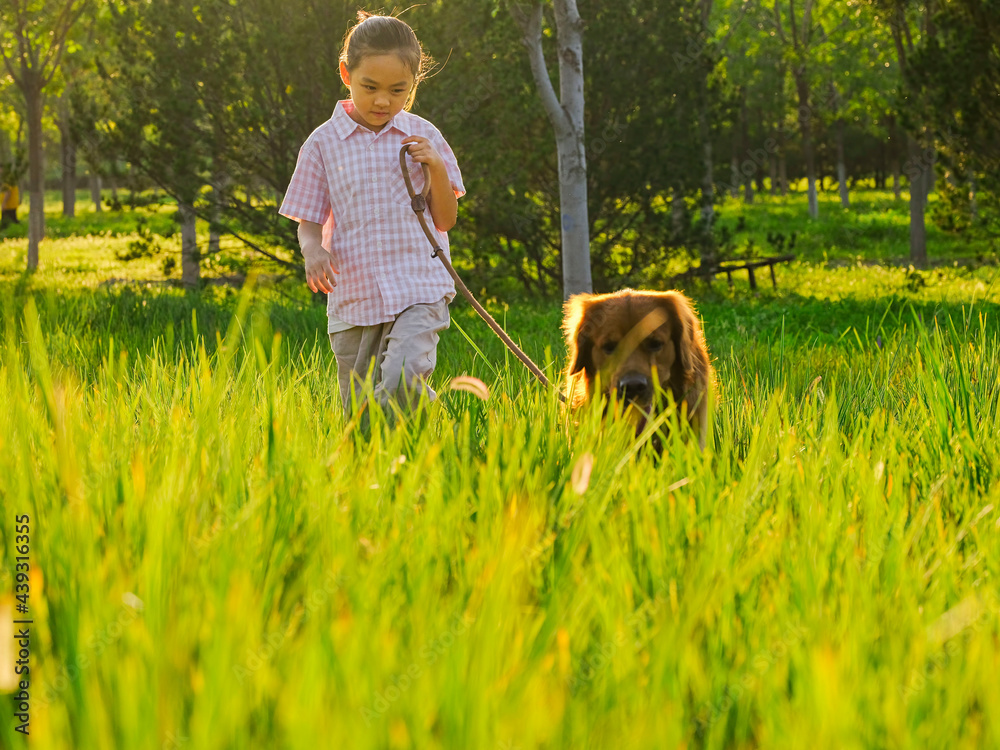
[279,11,464,414]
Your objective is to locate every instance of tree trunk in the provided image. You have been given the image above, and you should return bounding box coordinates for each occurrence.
[836,118,849,208]
[25,75,45,270]
[671,185,686,239]
[741,91,753,204]
[510,0,591,297]
[180,201,200,288]
[769,156,778,196]
[778,128,788,196]
[794,72,818,218]
[969,168,978,223]
[60,103,77,219]
[556,138,589,296]
[926,148,936,195]
[209,138,227,256]
[209,174,225,257]
[696,0,716,265]
[697,82,714,237]
[700,121,715,221]
[906,135,928,267]
[90,173,103,212]
[888,116,902,200]
[729,112,740,200]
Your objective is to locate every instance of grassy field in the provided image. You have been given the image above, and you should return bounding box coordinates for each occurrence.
[1,191,999,749]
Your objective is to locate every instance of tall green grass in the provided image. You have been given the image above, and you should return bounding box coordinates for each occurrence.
[1,272,999,748]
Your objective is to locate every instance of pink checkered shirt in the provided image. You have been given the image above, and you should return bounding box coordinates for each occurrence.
[279,100,465,329]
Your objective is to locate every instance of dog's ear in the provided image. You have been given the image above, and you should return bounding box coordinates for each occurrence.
[661,292,703,377]
[563,293,596,374]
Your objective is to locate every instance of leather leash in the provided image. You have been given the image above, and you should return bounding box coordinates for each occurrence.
[399,145,563,400]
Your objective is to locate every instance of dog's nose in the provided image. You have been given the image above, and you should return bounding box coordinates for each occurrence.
[616,373,651,403]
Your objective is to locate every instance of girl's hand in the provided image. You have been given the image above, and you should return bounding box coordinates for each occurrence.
[298,220,338,293]
[401,136,458,231]
[401,136,444,171]
[303,244,339,293]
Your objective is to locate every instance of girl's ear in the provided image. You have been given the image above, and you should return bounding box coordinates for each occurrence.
[339,60,351,87]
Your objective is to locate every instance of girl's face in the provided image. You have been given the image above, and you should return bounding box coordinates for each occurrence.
[340,54,415,132]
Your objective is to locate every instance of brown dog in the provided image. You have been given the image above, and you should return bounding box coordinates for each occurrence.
[563,289,712,449]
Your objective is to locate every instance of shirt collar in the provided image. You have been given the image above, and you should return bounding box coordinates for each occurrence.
[332,100,413,140]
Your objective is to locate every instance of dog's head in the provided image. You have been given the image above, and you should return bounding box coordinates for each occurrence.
[563,289,709,423]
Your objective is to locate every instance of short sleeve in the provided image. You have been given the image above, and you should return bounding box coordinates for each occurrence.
[432,130,466,199]
[278,140,332,225]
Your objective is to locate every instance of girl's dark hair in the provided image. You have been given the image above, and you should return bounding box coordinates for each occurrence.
[340,11,433,111]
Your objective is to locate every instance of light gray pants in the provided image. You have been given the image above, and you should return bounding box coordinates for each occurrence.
[328,299,450,413]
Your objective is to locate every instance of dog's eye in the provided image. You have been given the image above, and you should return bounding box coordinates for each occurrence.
[600,341,618,355]
[645,339,664,353]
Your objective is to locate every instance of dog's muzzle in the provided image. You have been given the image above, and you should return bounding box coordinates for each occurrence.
[616,372,652,405]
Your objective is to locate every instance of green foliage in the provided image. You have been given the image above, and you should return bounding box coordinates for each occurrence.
[115,215,162,261]
[907,0,1000,179]
[903,0,1000,253]
[416,0,709,294]
[102,0,233,203]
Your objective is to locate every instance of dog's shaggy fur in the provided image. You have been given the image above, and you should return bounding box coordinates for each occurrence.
[563,289,713,448]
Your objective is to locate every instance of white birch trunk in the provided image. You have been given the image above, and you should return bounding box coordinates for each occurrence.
[180,201,200,289]
[60,103,76,218]
[209,171,227,257]
[836,118,849,208]
[511,0,591,297]
[906,136,928,267]
[90,173,102,212]
[795,73,819,218]
[25,75,44,270]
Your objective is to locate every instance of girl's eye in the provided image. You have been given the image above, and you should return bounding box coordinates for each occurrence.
[645,339,664,353]
[600,341,617,355]
[393,89,406,95]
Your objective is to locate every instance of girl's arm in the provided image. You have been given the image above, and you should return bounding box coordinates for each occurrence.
[401,136,458,232]
[298,220,338,293]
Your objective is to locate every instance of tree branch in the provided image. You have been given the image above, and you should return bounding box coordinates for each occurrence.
[0,42,24,88]
[509,1,570,139]
[890,6,908,74]
[40,0,91,88]
[719,1,752,47]
[789,0,799,51]
[773,0,787,44]
[803,0,814,45]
